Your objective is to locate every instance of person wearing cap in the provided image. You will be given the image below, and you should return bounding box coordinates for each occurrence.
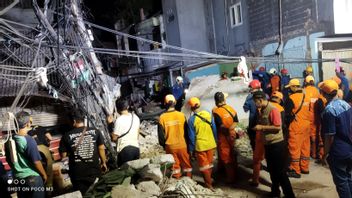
[5,111,47,198]
[284,78,311,178]
[252,91,295,198]
[172,76,186,111]
[270,91,287,141]
[304,76,321,159]
[187,97,217,189]
[331,76,345,100]
[280,68,291,101]
[303,65,313,79]
[313,83,328,163]
[320,79,352,198]
[212,92,239,184]
[268,68,281,95]
[158,94,192,179]
[243,79,262,151]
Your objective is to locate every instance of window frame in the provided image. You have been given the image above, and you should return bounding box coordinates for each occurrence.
[229,2,243,28]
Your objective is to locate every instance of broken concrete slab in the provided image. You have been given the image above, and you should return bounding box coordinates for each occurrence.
[139,163,163,183]
[151,154,175,165]
[120,158,150,170]
[136,181,161,196]
[111,185,146,198]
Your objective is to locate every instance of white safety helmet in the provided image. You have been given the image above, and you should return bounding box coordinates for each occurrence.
[269,68,277,75]
[176,76,183,82]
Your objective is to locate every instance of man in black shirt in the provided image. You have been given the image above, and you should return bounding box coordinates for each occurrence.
[59,111,107,195]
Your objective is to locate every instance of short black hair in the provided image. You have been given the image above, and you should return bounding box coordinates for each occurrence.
[116,99,129,113]
[214,92,225,105]
[252,91,267,100]
[72,110,85,122]
[16,111,30,129]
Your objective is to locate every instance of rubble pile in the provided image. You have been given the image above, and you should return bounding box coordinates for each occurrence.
[139,121,165,158]
[162,177,226,198]
[234,125,253,158]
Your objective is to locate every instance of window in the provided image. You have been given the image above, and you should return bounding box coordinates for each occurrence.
[230,2,242,28]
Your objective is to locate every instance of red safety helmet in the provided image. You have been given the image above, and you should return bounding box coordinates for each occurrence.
[249,79,261,89]
[281,68,288,75]
[259,66,265,72]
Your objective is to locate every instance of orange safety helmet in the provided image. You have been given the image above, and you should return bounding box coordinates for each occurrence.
[319,79,339,94]
[271,91,284,101]
[164,94,176,104]
[188,97,200,108]
[249,79,261,89]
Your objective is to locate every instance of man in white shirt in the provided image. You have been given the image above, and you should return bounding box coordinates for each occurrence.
[111,99,140,166]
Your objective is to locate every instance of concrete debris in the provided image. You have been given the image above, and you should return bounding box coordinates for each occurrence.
[234,127,253,158]
[139,163,163,183]
[139,121,166,159]
[53,191,82,198]
[120,158,150,171]
[111,185,147,198]
[163,177,225,198]
[150,154,175,165]
[136,181,161,196]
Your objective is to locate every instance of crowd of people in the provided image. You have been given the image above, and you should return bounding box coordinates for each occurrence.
[2,65,351,198]
[158,65,352,198]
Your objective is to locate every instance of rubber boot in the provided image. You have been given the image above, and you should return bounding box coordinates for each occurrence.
[203,169,213,190]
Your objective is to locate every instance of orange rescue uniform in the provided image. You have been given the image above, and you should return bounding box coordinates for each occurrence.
[285,90,311,174]
[305,85,320,159]
[270,75,281,93]
[212,104,238,183]
[314,95,328,160]
[158,110,192,178]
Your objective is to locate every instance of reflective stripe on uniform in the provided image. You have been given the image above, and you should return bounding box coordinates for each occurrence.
[199,164,214,172]
[291,158,300,162]
[301,156,310,160]
[183,168,193,172]
[172,169,181,175]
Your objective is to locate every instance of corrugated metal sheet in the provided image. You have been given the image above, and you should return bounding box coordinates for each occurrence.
[0,105,70,130]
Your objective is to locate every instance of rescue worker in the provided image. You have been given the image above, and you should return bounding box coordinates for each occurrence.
[158,94,192,179]
[172,76,186,111]
[252,91,295,198]
[314,83,328,162]
[320,79,352,198]
[303,76,320,159]
[269,68,281,95]
[243,79,262,151]
[331,76,344,99]
[280,68,290,101]
[212,92,238,184]
[187,97,217,190]
[303,65,313,79]
[253,66,270,94]
[285,79,311,178]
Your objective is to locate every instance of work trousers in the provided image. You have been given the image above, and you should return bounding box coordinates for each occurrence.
[288,120,310,174]
[328,156,352,198]
[196,149,215,188]
[118,145,140,167]
[218,132,237,183]
[17,175,45,198]
[166,147,192,179]
[265,141,295,198]
[252,131,265,184]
